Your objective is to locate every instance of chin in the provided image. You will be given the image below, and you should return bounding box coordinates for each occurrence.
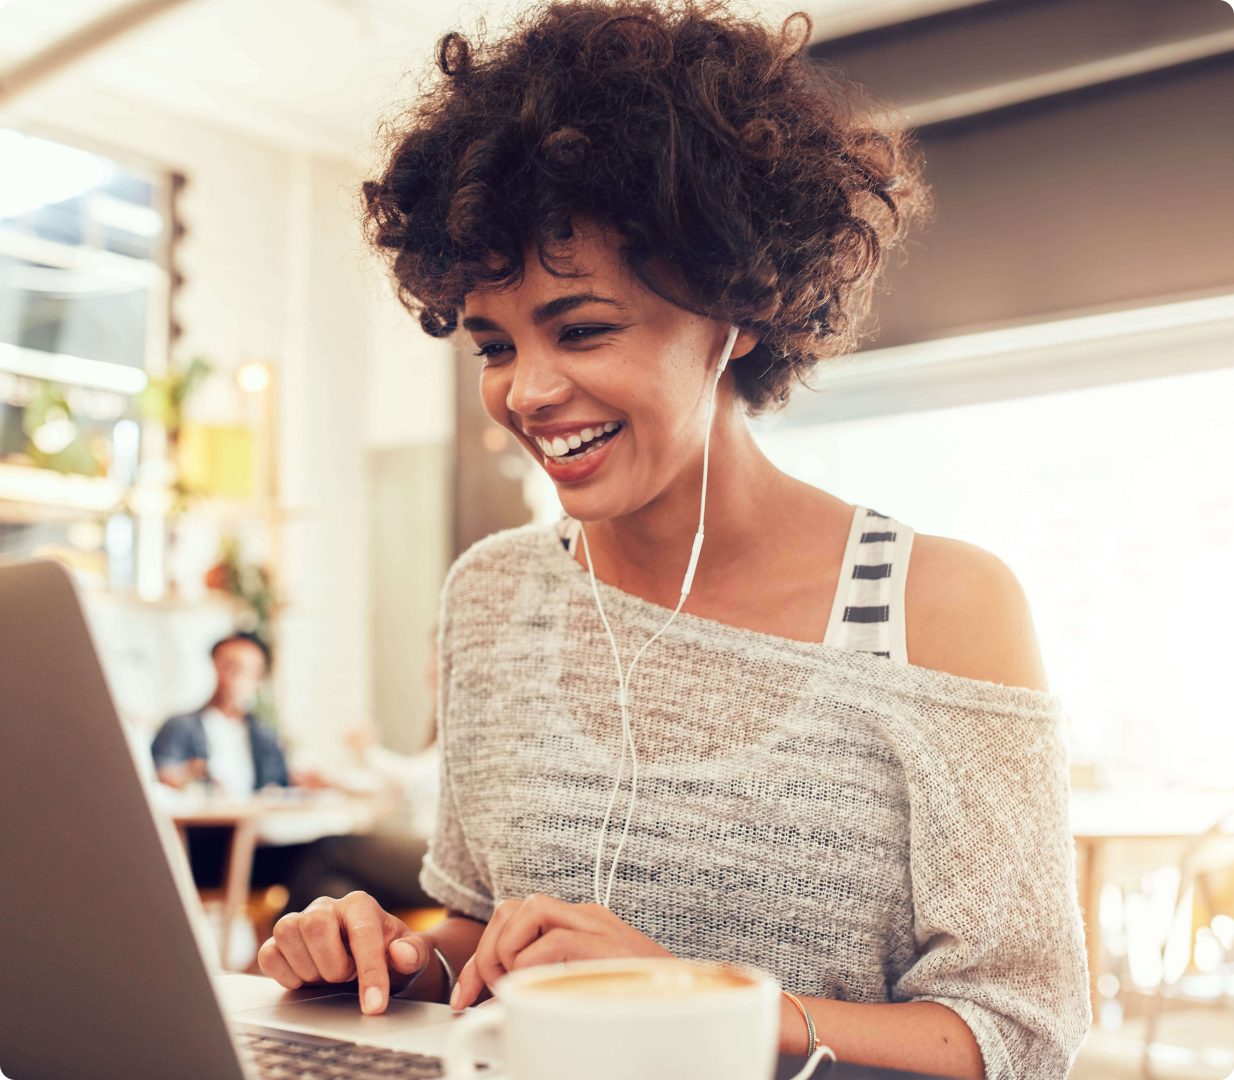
[552,483,637,526]
[555,493,613,524]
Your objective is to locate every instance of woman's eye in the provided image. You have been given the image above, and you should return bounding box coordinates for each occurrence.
[472,325,619,361]
[473,342,512,361]
[560,324,619,344]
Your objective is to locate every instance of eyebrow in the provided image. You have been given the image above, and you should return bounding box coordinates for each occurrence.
[461,293,626,333]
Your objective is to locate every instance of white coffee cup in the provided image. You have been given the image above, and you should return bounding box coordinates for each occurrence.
[445,956,781,1080]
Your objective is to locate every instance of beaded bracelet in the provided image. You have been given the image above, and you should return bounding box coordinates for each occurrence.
[782,990,816,1058]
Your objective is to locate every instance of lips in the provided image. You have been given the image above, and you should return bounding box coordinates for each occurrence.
[539,422,624,484]
[527,421,622,459]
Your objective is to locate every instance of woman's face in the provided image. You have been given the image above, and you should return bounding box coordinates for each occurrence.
[463,222,750,524]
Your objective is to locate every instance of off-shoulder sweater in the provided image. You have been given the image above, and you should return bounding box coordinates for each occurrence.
[421,519,1091,1079]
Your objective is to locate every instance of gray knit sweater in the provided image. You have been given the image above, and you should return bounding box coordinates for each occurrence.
[421,522,1091,1079]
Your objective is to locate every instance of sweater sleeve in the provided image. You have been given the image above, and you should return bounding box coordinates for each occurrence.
[883,685,1091,1080]
[418,585,495,923]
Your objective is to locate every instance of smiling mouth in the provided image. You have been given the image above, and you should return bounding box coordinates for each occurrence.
[534,422,624,461]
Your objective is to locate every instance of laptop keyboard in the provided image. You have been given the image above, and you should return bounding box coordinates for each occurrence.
[239,1029,446,1078]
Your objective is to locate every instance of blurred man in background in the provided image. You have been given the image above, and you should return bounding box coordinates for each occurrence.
[151,631,288,797]
[150,631,314,892]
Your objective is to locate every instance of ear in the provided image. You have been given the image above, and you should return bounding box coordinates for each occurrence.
[729,328,761,362]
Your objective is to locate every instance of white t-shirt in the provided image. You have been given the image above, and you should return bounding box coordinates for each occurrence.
[201,707,256,799]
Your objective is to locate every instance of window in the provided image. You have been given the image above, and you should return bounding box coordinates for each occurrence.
[0,127,173,590]
[755,354,1234,788]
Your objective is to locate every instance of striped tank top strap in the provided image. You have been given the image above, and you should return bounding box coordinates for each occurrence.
[822,505,915,664]
[556,515,582,556]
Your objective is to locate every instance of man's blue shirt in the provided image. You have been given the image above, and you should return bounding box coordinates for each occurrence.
[150,708,290,791]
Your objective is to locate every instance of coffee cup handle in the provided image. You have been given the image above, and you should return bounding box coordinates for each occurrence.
[445,1003,507,1080]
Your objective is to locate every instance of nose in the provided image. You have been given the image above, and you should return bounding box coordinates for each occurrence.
[505,344,573,418]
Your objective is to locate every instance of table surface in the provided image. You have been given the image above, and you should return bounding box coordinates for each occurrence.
[160,787,391,837]
[216,974,957,1080]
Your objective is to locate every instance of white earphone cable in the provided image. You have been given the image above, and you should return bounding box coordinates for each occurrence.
[784,1045,837,1080]
[582,325,741,909]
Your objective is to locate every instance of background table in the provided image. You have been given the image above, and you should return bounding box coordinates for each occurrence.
[1070,788,1234,1014]
[168,789,393,968]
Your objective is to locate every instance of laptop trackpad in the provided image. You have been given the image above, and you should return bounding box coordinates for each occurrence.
[232,993,459,1055]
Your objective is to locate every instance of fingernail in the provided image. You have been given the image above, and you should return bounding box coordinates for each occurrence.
[392,939,421,968]
[449,983,462,1011]
[364,986,382,1014]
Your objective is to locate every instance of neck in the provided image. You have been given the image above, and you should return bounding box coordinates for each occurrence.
[579,404,793,602]
[208,694,245,721]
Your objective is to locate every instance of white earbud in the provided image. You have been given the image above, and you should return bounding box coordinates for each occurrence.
[579,324,741,909]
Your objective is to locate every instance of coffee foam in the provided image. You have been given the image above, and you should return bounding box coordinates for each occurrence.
[524,965,753,999]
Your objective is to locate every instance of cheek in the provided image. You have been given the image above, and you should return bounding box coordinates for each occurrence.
[479,370,535,454]
[478,370,509,426]
[641,391,698,451]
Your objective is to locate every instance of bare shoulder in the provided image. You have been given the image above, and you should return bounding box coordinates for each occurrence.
[904,532,1051,692]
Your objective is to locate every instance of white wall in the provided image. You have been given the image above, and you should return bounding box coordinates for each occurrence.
[364,273,456,753]
[2,77,454,760]
[366,275,455,449]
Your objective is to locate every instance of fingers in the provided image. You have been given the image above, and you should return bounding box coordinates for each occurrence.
[385,924,428,982]
[453,895,600,1010]
[297,899,357,983]
[452,898,521,1010]
[257,934,304,989]
[271,911,323,985]
[337,892,394,1015]
[451,955,484,1012]
[444,895,669,1013]
[506,927,578,970]
[494,895,593,974]
[258,892,416,1018]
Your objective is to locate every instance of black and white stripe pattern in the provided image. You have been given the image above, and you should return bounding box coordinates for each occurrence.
[559,516,582,556]
[822,506,914,663]
[558,504,914,663]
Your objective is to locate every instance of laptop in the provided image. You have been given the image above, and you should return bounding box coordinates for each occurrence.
[0,559,459,1079]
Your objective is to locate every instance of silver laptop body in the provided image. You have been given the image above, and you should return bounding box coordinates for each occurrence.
[0,559,454,1079]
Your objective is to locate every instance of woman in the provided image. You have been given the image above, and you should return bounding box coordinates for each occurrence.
[258,3,1090,1076]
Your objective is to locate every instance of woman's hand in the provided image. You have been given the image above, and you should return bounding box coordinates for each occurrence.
[450,894,672,1009]
[257,891,432,1014]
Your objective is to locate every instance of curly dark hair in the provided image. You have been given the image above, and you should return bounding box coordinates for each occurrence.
[362,0,933,415]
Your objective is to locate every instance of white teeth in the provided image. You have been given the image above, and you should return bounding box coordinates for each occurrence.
[531,422,622,458]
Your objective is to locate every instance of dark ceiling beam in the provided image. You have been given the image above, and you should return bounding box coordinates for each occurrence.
[811,0,1234,127]
[898,27,1234,129]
